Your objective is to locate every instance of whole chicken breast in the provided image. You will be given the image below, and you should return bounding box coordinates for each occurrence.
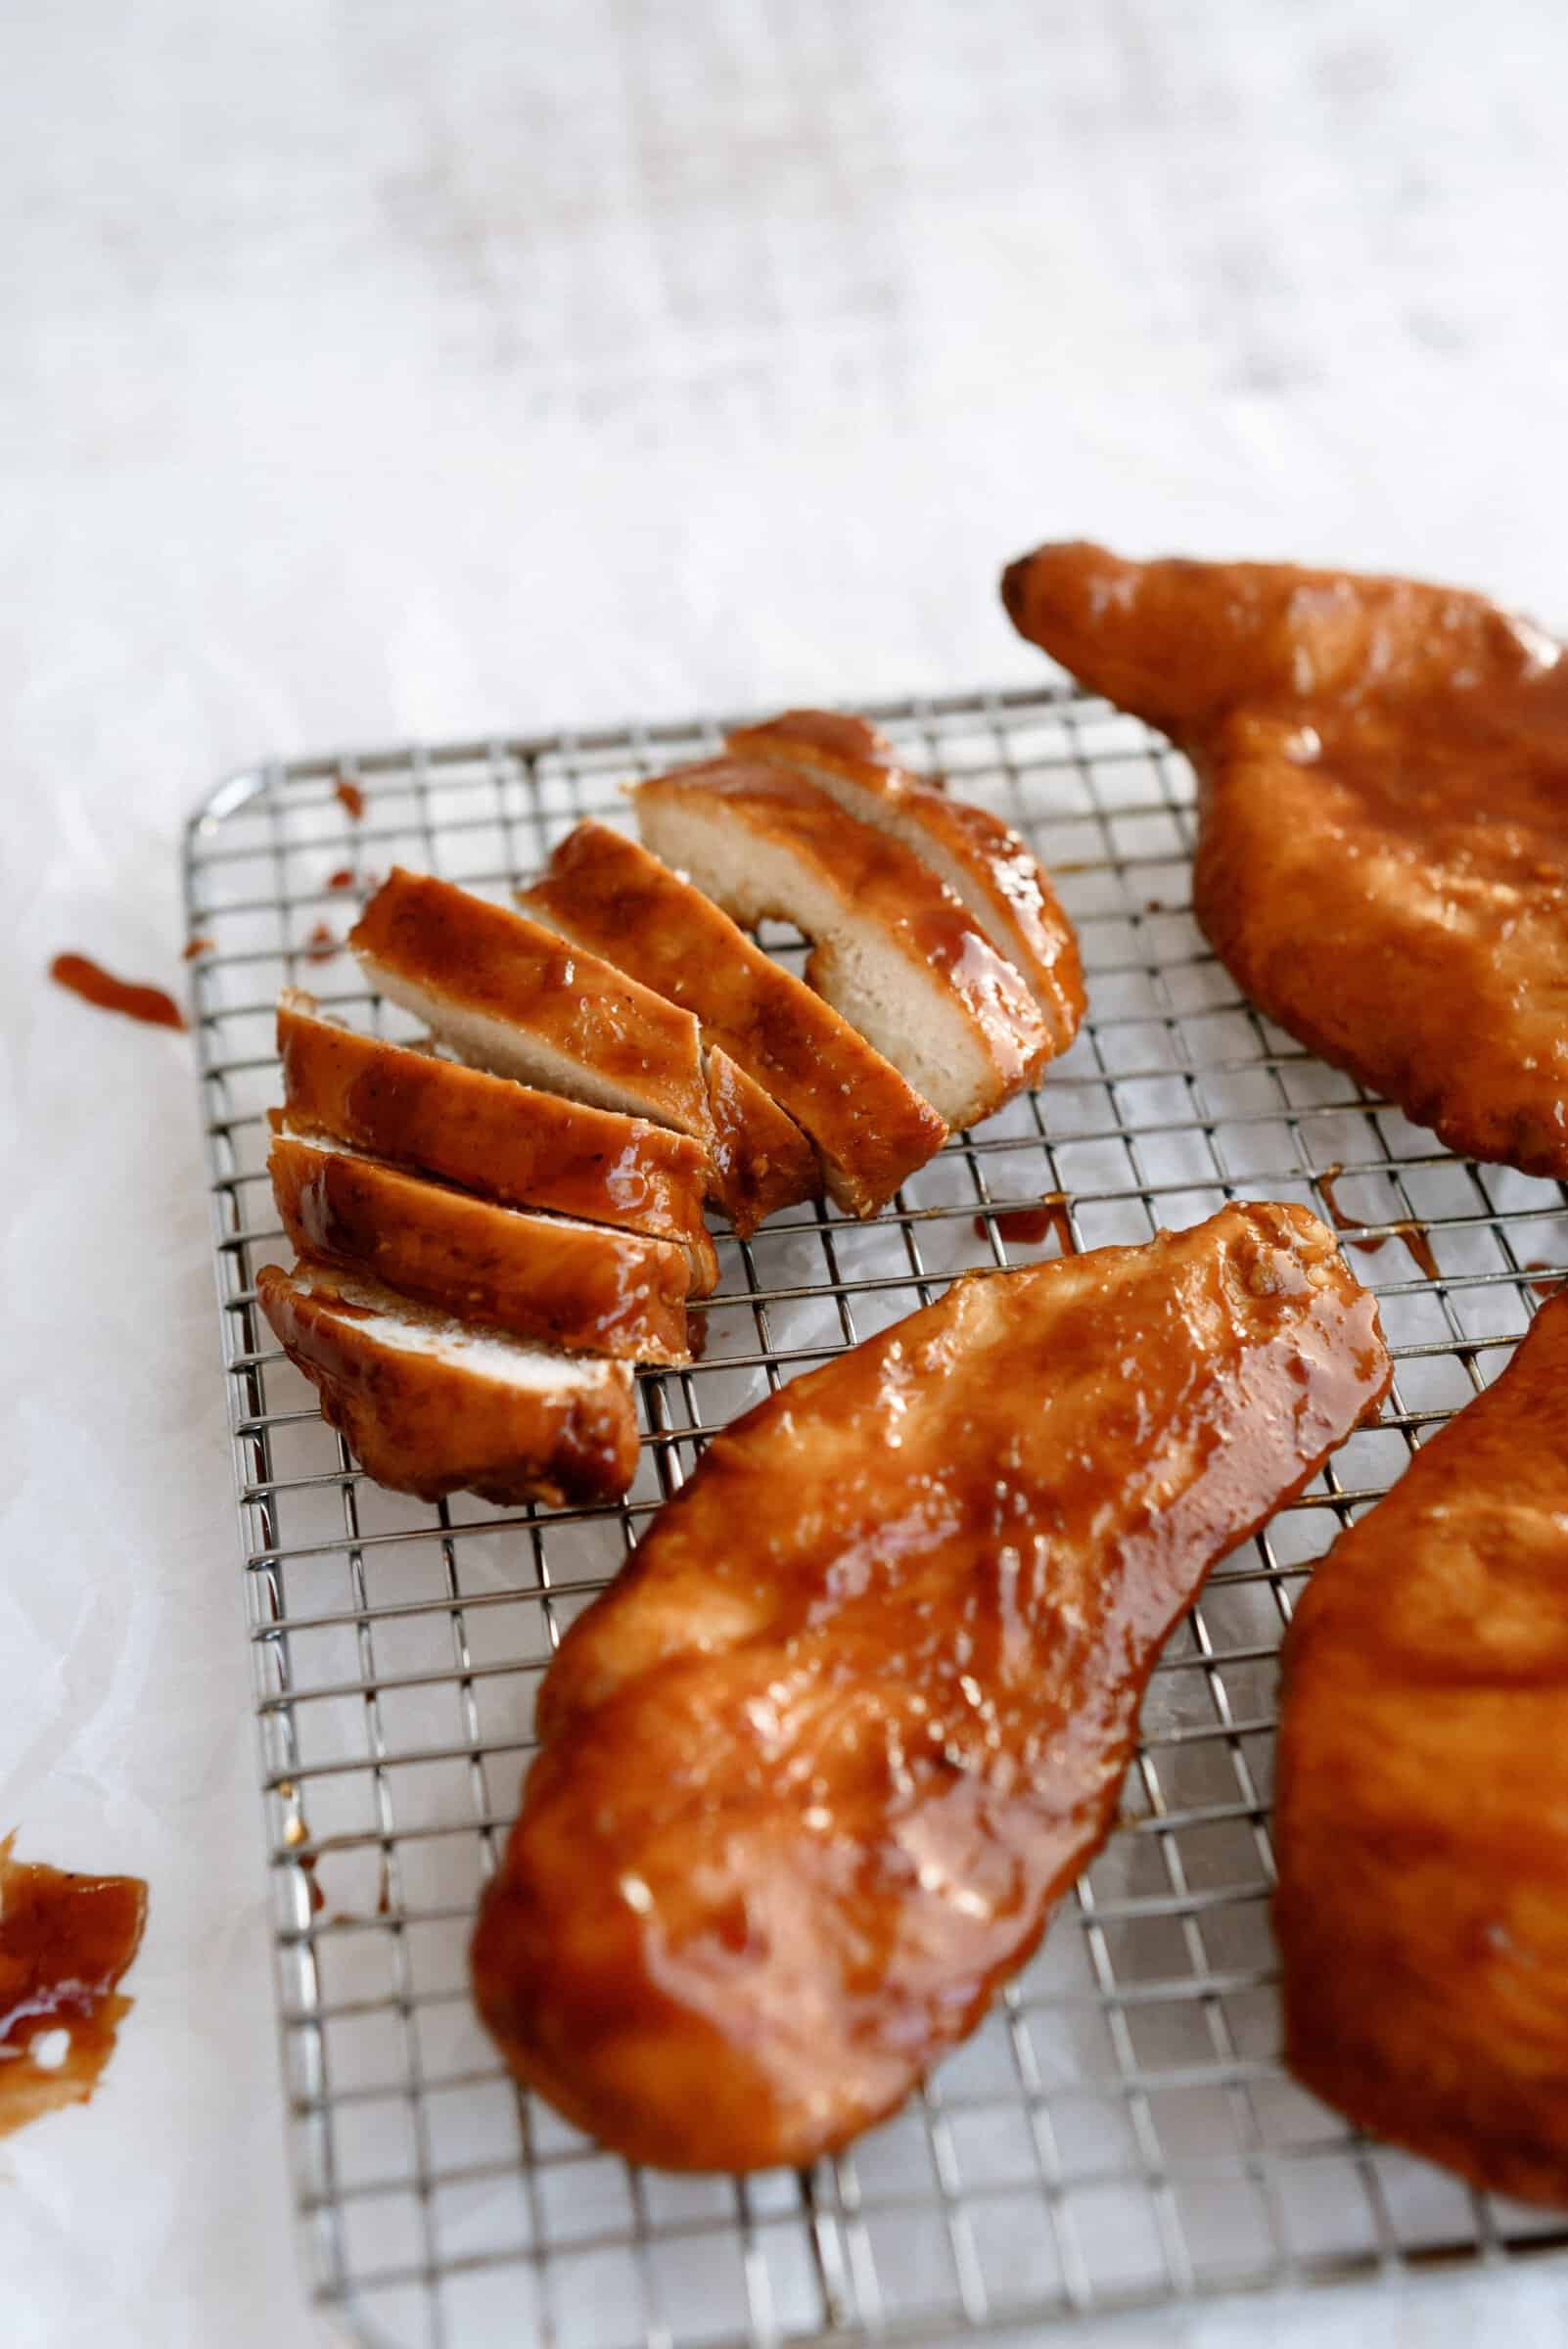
[1001,542,1568,1177]
[472,1202,1389,2171]
[1275,1288,1568,2208]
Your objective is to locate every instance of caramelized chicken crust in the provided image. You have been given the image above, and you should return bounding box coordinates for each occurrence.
[1002,543,1568,1177]
[1275,1290,1568,2208]
[472,1202,1389,2171]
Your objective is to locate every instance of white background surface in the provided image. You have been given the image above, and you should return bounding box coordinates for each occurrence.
[4,2,1567,2344]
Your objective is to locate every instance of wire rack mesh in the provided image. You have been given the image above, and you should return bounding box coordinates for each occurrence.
[185,686,1568,2349]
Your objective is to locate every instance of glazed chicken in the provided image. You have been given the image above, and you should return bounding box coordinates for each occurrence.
[725,708,1084,1049]
[277,990,717,1291]
[472,1202,1389,2171]
[256,1262,639,1507]
[1001,543,1568,1177]
[350,867,810,1233]
[635,760,1048,1130]
[702,1047,824,1234]
[1275,1289,1568,2208]
[523,821,947,1216]
[349,868,715,1143]
[268,1132,693,1363]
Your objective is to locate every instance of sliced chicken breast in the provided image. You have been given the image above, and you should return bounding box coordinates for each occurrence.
[634,762,1047,1130]
[277,990,716,1292]
[523,822,945,1217]
[726,710,1084,1052]
[704,1046,822,1235]
[349,868,713,1143]
[268,1131,692,1363]
[256,1261,639,1507]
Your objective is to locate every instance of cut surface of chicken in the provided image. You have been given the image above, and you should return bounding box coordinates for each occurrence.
[269,1131,692,1363]
[634,761,1047,1131]
[523,822,945,1217]
[471,1201,1389,2172]
[256,1261,638,1506]
[1274,1289,1568,2209]
[349,867,714,1144]
[277,990,717,1292]
[703,1047,822,1236]
[726,709,1084,1052]
[1002,541,1568,1177]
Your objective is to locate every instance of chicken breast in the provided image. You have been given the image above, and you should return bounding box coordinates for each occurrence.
[471,1201,1389,2171]
[256,1262,639,1507]
[725,709,1084,1050]
[523,822,946,1217]
[1274,1289,1568,2208]
[349,867,714,1144]
[703,1046,823,1236]
[277,990,717,1292]
[269,1132,692,1363]
[635,761,1048,1130]
[1001,542,1568,1178]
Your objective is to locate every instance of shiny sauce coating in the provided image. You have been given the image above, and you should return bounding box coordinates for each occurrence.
[0,1837,147,2139]
[1276,1290,1568,2207]
[472,1201,1389,2172]
[1001,543,1568,1179]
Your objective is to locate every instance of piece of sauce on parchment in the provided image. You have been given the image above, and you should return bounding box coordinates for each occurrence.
[0,1836,148,2138]
[49,953,185,1031]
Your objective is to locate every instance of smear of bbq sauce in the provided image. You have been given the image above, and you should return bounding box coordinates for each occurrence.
[326,867,356,892]
[282,1808,327,1913]
[1318,1163,1439,1281]
[335,776,366,820]
[973,1192,1079,1253]
[688,1313,710,1361]
[0,1835,148,2139]
[1526,1261,1565,1296]
[302,923,341,964]
[49,952,186,1032]
[182,936,215,961]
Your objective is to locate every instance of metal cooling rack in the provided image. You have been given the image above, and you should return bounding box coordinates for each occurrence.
[186,688,1568,2349]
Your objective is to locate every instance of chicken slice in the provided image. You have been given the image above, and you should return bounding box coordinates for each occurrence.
[349,868,714,1144]
[277,990,717,1292]
[703,1046,822,1235]
[256,1262,638,1507]
[725,709,1084,1051]
[634,761,1047,1130]
[269,1132,692,1363]
[1274,1289,1568,2208]
[471,1201,1389,2171]
[1002,542,1568,1178]
[523,822,946,1217]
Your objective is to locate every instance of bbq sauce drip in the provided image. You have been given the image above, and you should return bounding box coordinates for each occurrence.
[1318,1163,1439,1281]
[335,776,366,819]
[0,1837,148,2138]
[49,953,185,1031]
[973,1192,1079,1252]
